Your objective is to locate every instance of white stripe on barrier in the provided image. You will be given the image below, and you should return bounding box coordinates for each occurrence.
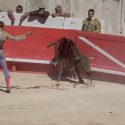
[5,58,125,76]
[6,58,53,64]
[14,58,54,64]
[92,67,125,76]
[79,36,125,69]
[6,58,14,61]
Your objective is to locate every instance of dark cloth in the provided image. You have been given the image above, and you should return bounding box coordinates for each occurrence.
[28,10,50,24]
[0,46,3,49]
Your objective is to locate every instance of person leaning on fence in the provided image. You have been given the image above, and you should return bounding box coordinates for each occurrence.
[19,4,50,25]
[51,5,71,18]
[81,9,101,33]
[0,21,31,93]
[7,5,23,25]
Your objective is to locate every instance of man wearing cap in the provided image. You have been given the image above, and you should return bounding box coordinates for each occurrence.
[28,4,50,24]
[19,4,50,25]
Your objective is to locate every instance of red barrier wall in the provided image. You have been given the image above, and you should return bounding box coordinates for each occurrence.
[4,26,76,60]
[0,26,125,83]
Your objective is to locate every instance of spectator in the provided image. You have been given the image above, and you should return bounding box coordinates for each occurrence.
[7,5,23,25]
[81,9,101,33]
[16,5,23,13]
[19,4,50,25]
[51,5,71,18]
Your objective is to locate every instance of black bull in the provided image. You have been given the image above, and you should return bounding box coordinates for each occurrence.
[47,37,92,86]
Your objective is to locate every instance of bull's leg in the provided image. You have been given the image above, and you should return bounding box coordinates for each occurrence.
[57,61,63,81]
[71,68,76,80]
[74,67,85,84]
[86,71,94,87]
[52,61,64,88]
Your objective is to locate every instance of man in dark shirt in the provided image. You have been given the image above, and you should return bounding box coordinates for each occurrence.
[28,4,50,24]
[19,4,50,25]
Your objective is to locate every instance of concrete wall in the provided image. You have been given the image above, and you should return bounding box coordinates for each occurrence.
[0,0,125,36]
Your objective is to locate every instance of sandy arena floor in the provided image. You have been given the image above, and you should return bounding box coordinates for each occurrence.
[0,72,125,125]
